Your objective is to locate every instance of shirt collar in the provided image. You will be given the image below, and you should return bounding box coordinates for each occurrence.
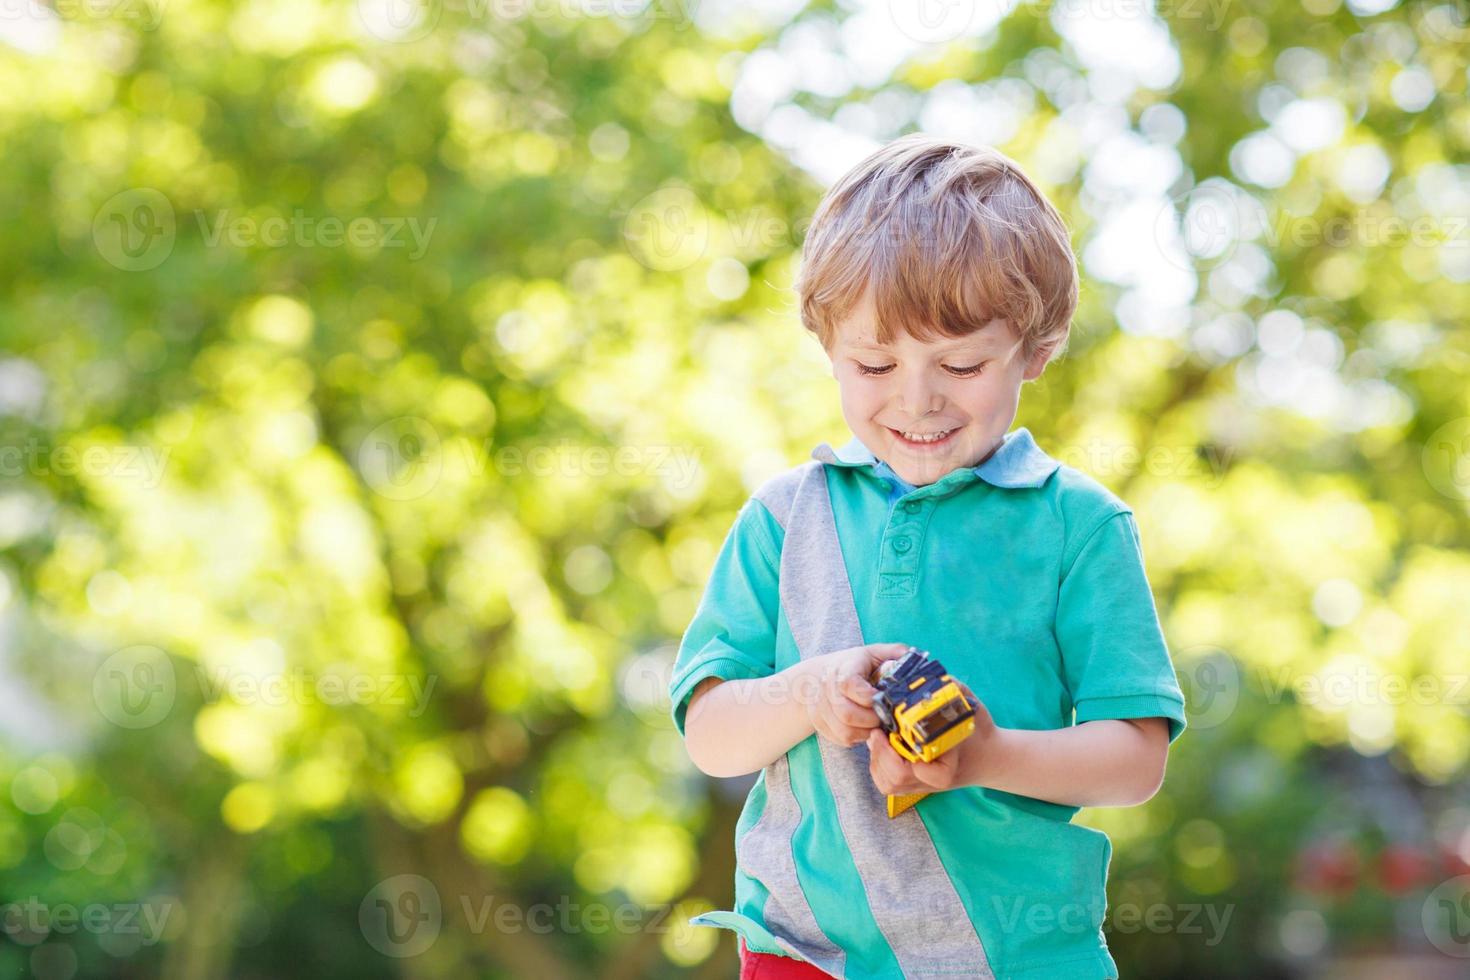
[810,427,1060,490]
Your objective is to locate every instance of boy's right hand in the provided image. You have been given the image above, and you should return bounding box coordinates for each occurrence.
[805,642,911,748]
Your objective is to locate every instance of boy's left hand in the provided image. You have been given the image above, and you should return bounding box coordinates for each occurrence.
[865,680,997,796]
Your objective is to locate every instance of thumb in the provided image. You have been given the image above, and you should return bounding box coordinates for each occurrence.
[914,754,957,788]
[867,643,911,665]
[864,643,911,683]
[955,678,983,710]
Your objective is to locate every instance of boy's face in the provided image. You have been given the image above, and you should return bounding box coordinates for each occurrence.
[826,291,1050,487]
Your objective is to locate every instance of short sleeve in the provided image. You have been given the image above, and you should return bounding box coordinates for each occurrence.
[667,498,783,737]
[1056,510,1187,745]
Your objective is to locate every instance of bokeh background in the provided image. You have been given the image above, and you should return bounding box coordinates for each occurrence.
[1,0,1469,977]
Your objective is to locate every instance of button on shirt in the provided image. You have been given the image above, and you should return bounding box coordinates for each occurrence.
[669,427,1188,980]
[871,459,916,506]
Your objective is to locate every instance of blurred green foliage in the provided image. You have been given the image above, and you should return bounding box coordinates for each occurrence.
[0,0,1468,978]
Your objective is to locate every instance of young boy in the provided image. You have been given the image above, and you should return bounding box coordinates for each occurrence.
[667,135,1187,980]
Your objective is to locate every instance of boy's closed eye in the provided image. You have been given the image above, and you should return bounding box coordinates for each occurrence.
[854,361,990,378]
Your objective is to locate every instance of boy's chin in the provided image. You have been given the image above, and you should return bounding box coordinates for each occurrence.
[885,451,957,486]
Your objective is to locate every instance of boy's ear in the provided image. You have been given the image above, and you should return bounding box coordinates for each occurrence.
[1021,343,1053,381]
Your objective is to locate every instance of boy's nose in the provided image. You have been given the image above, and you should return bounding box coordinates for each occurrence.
[898,376,943,418]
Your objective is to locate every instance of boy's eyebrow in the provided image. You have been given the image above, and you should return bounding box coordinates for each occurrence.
[845,337,998,353]
[842,320,1009,354]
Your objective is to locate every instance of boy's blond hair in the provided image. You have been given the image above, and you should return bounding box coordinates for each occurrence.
[796,134,1078,366]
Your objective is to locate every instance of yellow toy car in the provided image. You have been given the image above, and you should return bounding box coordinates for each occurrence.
[870,646,976,818]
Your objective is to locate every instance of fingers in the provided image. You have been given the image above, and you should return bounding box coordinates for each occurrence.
[814,696,879,747]
[815,659,884,746]
[811,681,864,743]
[831,696,880,730]
[838,671,877,707]
[866,730,959,794]
[866,730,913,794]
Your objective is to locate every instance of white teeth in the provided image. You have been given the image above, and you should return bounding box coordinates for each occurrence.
[898,428,954,444]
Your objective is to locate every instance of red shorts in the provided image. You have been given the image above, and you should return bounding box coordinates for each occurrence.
[738,937,834,979]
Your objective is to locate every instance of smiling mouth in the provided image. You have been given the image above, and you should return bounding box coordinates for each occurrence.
[888,426,959,447]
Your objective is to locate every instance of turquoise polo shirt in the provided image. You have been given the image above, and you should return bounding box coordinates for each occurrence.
[669,427,1187,980]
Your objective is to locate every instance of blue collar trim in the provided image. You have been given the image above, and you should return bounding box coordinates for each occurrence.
[810,427,1060,490]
